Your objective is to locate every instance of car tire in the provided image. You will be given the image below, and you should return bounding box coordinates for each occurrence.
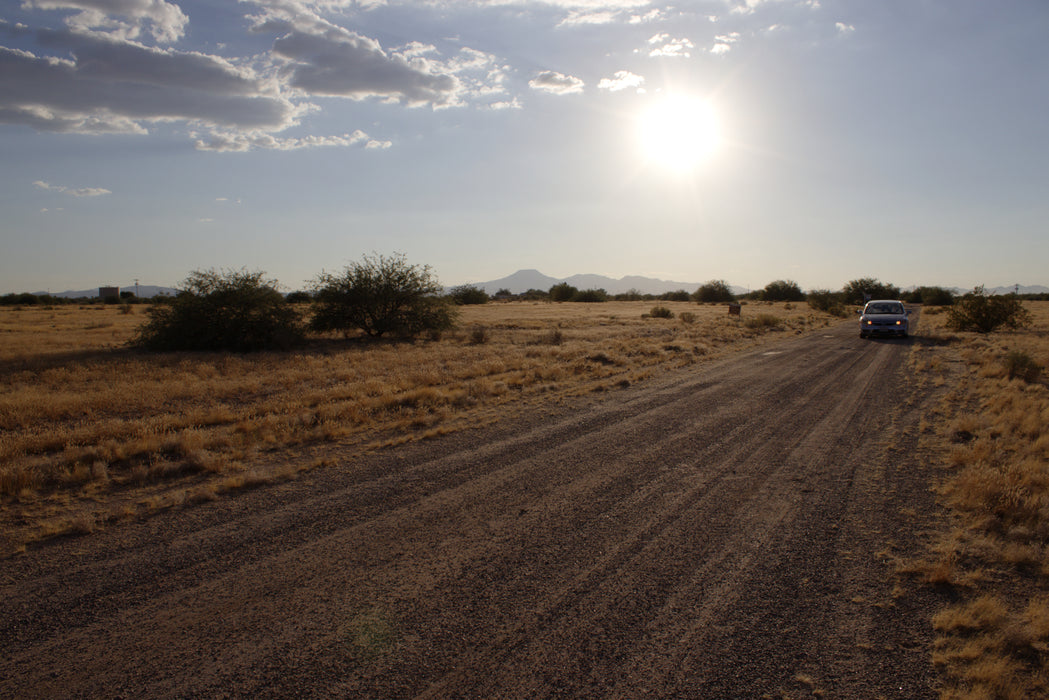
[859,332,867,339]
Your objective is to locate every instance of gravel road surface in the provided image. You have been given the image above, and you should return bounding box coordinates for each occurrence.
[1,315,943,698]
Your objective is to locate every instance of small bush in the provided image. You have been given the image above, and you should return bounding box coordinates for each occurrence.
[650,306,674,319]
[1004,351,1042,383]
[469,325,489,344]
[679,311,696,324]
[945,286,1032,334]
[135,269,304,352]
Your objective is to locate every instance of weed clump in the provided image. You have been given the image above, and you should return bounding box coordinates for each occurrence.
[649,306,674,319]
[744,314,781,330]
[1004,350,1042,383]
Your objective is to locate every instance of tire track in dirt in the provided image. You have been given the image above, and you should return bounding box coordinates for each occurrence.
[0,318,941,698]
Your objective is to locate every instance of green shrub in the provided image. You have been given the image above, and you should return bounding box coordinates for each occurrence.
[905,286,955,306]
[650,306,674,319]
[660,290,691,302]
[549,282,578,302]
[310,253,458,339]
[945,286,1032,334]
[1004,351,1042,383]
[135,269,304,352]
[285,290,313,304]
[573,288,608,303]
[759,279,805,302]
[807,289,848,317]
[694,280,735,303]
[520,288,550,301]
[449,284,490,305]
[615,288,645,301]
[842,278,900,305]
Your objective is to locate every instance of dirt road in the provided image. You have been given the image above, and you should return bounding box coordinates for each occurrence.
[1,316,943,698]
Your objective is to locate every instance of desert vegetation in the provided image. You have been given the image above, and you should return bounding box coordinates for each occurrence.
[0,298,831,553]
[310,253,458,339]
[906,299,1049,699]
[135,269,304,352]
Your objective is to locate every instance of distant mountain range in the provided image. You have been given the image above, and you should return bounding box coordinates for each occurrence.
[467,269,747,296]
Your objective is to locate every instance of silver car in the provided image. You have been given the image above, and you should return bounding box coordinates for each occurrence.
[859,300,909,339]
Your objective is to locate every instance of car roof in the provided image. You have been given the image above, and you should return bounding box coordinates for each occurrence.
[865,299,903,305]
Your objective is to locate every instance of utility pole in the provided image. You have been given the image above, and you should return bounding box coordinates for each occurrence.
[135,278,140,298]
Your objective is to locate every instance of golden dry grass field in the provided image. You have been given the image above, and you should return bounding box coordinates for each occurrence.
[906,301,1049,699]
[0,300,830,553]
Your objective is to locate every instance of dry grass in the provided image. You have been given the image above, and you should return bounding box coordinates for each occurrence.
[907,301,1049,699]
[0,300,829,553]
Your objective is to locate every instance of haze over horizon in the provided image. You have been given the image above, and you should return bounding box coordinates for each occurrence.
[2,1,1047,295]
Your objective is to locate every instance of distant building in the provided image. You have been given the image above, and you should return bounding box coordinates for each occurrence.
[99,286,120,301]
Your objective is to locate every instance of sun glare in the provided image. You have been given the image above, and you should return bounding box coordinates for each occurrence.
[637,95,721,172]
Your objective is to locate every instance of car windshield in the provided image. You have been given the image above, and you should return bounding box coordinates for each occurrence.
[866,303,903,314]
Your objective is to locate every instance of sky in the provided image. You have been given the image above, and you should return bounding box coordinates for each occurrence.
[2,0,1047,294]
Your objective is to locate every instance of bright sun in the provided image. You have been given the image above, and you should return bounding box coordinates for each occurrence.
[637,95,721,172]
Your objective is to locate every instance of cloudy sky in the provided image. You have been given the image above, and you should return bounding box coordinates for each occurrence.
[2,0,1047,294]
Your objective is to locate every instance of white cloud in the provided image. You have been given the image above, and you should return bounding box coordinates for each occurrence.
[528,70,584,95]
[731,0,765,15]
[192,129,379,152]
[33,179,112,196]
[647,34,693,58]
[628,9,664,24]
[0,31,300,135]
[836,21,855,35]
[597,70,644,92]
[710,31,740,54]
[1,3,519,149]
[487,97,522,110]
[558,10,617,26]
[255,10,465,107]
[24,0,189,43]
